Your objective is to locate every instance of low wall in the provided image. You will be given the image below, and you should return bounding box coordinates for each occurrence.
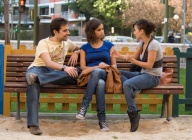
[0,40,189,52]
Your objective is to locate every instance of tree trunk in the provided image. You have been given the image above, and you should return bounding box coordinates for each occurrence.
[4,0,10,45]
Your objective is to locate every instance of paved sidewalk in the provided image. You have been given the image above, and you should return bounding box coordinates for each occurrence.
[10,112,164,120]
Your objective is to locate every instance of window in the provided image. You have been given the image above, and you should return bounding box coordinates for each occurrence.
[40,7,49,15]
[51,8,54,14]
[61,5,68,11]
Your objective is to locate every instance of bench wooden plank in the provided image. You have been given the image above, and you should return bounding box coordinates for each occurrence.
[4,82,183,94]
[4,82,183,89]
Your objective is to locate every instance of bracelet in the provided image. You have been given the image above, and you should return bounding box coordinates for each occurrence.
[61,65,67,71]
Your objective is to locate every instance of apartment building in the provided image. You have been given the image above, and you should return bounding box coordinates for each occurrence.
[0,0,86,40]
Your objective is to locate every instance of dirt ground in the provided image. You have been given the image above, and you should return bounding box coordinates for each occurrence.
[0,114,192,140]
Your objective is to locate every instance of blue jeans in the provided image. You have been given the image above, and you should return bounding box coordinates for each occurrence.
[81,68,107,121]
[120,70,160,112]
[26,66,79,127]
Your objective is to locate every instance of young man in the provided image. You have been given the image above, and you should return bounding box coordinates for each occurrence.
[25,17,80,135]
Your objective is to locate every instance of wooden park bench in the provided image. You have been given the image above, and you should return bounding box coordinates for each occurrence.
[3,45,184,121]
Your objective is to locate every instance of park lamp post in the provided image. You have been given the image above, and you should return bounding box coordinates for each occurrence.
[14,0,26,119]
[160,0,175,43]
[173,14,179,34]
[111,27,114,35]
[17,0,26,49]
[78,14,86,37]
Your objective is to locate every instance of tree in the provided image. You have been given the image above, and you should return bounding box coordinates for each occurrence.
[4,0,10,44]
[123,0,164,35]
[124,0,192,36]
[73,0,127,35]
[71,0,192,36]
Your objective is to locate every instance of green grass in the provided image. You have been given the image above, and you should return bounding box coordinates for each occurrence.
[10,68,190,115]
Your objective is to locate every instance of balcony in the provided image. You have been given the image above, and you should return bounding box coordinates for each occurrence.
[13,15,33,23]
[61,11,86,22]
[1,14,33,24]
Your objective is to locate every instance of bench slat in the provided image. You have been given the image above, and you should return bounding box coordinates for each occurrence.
[4,82,183,91]
[4,88,183,95]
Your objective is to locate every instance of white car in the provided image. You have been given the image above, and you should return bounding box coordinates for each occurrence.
[155,36,164,43]
[104,36,136,42]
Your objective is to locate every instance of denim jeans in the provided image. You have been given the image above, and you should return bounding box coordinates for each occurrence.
[81,68,107,121]
[26,66,79,127]
[120,70,160,112]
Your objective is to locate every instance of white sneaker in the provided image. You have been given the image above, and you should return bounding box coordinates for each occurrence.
[76,107,86,120]
[99,122,110,132]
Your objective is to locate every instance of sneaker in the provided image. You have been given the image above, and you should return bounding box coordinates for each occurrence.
[132,90,141,98]
[29,126,43,135]
[99,121,110,132]
[76,107,87,120]
[26,73,38,85]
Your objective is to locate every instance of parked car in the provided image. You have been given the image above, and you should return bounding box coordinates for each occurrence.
[155,36,164,43]
[104,36,136,42]
[185,37,192,48]
[155,35,191,44]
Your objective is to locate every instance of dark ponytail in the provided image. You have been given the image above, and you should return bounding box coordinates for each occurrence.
[133,19,156,36]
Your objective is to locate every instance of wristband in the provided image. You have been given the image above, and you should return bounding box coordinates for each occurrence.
[61,65,67,71]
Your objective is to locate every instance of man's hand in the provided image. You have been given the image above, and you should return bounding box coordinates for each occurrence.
[67,53,78,66]
[64,66,78,77]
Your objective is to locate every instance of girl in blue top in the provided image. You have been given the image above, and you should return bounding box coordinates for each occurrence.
[76,18,116,131]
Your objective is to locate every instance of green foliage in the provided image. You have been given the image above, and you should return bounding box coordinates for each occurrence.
[20,30,34,40]
[0,0,4,17]
[0,31,4,39]
[93,0,125,18]
[69,29,78,36]
[73,0,128,36]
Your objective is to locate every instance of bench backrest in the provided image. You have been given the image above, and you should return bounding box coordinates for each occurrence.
[5,55,178,84]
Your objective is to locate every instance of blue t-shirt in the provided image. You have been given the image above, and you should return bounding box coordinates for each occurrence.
[81,41,114,67]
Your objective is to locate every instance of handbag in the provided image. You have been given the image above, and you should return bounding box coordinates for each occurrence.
[130,64,142,72]
[130,58,142,72]
[160,68,174,84]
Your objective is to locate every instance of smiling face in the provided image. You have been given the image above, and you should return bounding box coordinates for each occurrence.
[54,25,70,41]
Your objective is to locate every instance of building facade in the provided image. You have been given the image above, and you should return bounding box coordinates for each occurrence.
[0,0,86,40]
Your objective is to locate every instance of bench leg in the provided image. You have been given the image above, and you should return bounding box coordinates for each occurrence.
[15,92,21,120]
[161,94,171,121]
[160,95,166,118]
[166,94,171,121]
